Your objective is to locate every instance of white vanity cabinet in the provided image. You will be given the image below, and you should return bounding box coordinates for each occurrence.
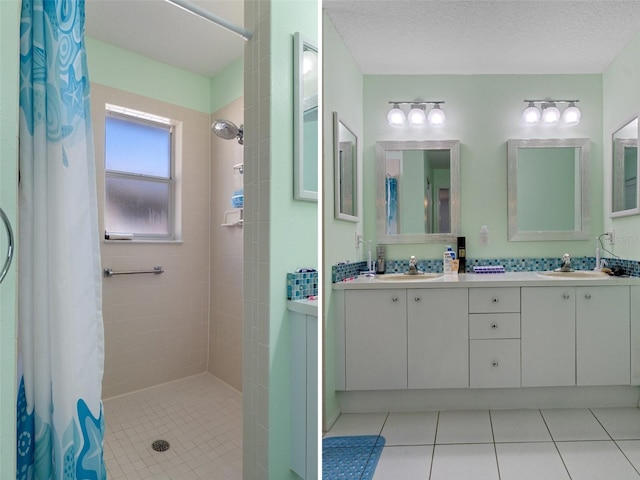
[344,289,407,390]
[408,288,469,388]
[521,287,576,387]
[521,286,631,387]
[576,286,630,386]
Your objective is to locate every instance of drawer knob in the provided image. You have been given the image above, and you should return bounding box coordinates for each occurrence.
[563,293,570,300]
[492,361,499,367]
[491,323,498,329]
[414,297,421,302]
[585,293,591,300]
[492,298,499,303]
[392,296,399,303]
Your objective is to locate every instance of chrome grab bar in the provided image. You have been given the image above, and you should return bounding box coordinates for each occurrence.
[0,207,14,284]
[103,266,164,277]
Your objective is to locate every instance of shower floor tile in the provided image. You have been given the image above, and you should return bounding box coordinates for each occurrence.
[103,373,242,480]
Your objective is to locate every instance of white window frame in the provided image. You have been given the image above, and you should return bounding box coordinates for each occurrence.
[104,104,182,242]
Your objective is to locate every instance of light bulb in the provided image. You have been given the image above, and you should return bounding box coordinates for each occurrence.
[522,102,541,125]
[541,103,560,125]
[387,104,406,127]
[427,104,445,126]
[562,103,581,126]
[407,104,427,126]
[302,50,317,77]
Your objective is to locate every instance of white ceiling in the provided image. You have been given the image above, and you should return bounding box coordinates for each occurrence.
[85,1,640,78]
[85,0,245,78]
[325,0,640,75]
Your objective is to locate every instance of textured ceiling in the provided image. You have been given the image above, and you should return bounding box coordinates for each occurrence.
[324,0,640,74]
[85,0,245,78]
[85,1,640,78]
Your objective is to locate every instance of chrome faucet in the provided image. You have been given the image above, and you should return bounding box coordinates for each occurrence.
[408,255,418,275]
[559,253,572,272]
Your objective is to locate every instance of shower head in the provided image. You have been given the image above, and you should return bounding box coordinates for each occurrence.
[212,119,244,145]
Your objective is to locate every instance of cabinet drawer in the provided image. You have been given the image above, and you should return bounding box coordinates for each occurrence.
[469,313,520,339]
[469,288,520,313]
[470,339,521,388]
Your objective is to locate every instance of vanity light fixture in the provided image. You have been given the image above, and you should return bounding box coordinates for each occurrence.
[522,99,581,126]
[387,103,406,127]
[387,101,446,127]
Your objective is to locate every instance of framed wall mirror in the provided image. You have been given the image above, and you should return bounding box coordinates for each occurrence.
[376,140,461,244]
[611,116,639,217]
[507,138,591,241]
[334,112,359,222]
[293,32,318,202]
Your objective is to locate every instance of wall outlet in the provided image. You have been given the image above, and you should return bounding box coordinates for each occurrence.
[605,229,615,245]
[355,232,363,248]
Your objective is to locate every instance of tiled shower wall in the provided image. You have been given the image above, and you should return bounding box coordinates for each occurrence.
[209,97,244,392]
[92,84,211,399]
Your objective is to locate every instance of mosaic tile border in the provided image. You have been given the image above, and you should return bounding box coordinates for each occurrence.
[287,271,318,300]
[331,257,640,282]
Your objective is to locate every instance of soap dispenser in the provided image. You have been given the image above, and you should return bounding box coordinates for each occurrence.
[443,246,454,273]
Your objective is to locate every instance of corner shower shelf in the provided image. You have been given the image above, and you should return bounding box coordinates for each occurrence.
[222,208,243,227]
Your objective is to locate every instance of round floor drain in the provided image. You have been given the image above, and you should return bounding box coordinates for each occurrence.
[151,440,170,452]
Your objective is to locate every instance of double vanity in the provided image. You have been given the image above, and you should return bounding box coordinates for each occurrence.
[334,272,640,394]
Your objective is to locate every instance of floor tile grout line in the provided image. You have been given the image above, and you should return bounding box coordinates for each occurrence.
[592,407,640,477]
[489,410,502,480]
[427,411,440,480]
[540,408,575,480]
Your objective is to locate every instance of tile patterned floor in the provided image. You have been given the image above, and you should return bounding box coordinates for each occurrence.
[325,408,640,480]
[103,374,242,480]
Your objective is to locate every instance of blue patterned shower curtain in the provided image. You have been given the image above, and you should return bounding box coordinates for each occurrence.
[17,1,106,479]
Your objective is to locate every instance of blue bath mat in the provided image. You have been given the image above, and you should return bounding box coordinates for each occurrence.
[322,435,385,480]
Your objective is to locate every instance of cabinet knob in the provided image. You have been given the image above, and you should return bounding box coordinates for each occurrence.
[563,293,570,300]
[414,297,421,302]
[392,296,399,303]
[585,293,592,300]
[492,298,499,303]
[491,323,498,329]
[492,361,499,367]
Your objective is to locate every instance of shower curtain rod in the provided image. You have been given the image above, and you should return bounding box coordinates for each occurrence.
[165,0,253,41]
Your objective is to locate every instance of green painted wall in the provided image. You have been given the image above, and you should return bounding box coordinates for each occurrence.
[322,13,364,431]
[85,37,212,113]
[363,74,603,260]
[210,56,244,114]
[0,1,19,476]
[603,31,640,260]
[269,1,317,478]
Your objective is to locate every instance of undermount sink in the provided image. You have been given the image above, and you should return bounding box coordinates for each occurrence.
[537,270,611,279]
[376,273,443,281]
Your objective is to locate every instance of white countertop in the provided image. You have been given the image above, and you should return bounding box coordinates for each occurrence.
[333,271,640,290]
[287,299,319,316]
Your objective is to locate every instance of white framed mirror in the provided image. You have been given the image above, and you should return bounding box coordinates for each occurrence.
[293,32,318,202]
[376,140,461,244]
[611,116,639,217]
[507,138,591,241]
[334,112,359,222]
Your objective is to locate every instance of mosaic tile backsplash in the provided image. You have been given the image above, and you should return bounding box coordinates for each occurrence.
[287,271,318,300]
[332,256,640,283]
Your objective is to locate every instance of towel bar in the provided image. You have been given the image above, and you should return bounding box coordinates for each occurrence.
[104,266,164,277]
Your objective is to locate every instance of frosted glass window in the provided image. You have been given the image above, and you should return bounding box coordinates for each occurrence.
[104,109,174,239]
[105,177,170,235]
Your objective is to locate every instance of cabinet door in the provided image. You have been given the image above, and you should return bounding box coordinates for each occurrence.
[577,286,630,386]
[470,339,521,388]
[408,288,468,388]
[522,287,575,387]
[345,289,407,390]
